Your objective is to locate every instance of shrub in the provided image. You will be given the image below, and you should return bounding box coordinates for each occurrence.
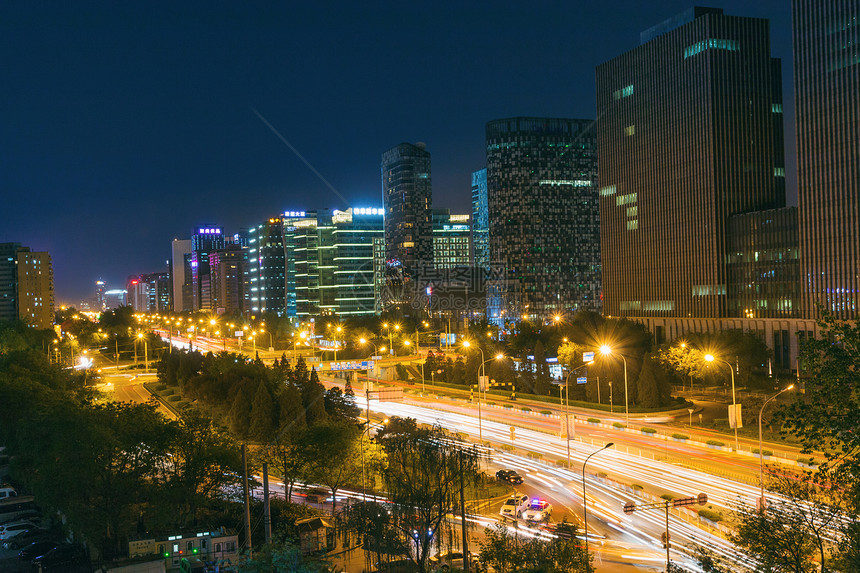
[698,509,723,522]
[612,422,624,429]
[598,472,608,478]
[488,402,497,407]
[540,410,553,415]
[660,494,675,501]
[641,427,657,434]
[753,448,773,457]
[167,395,181,402]
[520,407,531,412]
[798,457,817,466]
[672,433,690,440]
[587,417,601,424]
[556,460,568,468]
[503,404,513,409]
[631,484,644,491]
[706,439,725,447]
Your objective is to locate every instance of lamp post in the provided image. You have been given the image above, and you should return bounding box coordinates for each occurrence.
[704,354,740,452]
[463,340,485,442]
[563,361,595,468]
[358,337,381,503]
[582,442,614,564]
[758,384,794,512]
[599,346,629,428]
[137,333,148,372]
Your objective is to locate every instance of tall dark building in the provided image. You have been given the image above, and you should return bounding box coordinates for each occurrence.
[249,218,287,317]
[794,0,860,319]
[486,118,601,323]
[597,7,785,319]
[381,143,433,277]
[0,242,54,328]
[190,226,226,311]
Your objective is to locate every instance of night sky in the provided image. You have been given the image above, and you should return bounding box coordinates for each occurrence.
[0,1,795,303]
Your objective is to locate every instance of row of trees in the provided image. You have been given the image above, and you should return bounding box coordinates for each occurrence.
[0,321,241,560]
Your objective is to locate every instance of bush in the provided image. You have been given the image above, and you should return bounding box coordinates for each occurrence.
[612,422,624,429]
[631,484,644,491]
[798,457,817,466]
[660,494,675,501]
[556,460,568,467]
[641,427,657,434]
[598,472,608,478]
[503,404,513,409]
[753,448,773,457]
[167,395,181,402]
[488,402,497,407]
[587,417,601,424]
[698,509,723,522]
[520,407,531,412]
[706,439,725,447]
[672,433,690,440]
[540,410,552,415]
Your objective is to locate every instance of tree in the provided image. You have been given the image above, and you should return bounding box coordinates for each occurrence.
[302,368,328,425]
[160,411,241,527]
[324,386,359,423]
[374,420,482,572]
[301,420,363,517]
[479,523,591,573]
[249,381,277,441]
[533,340,552,395]
[229,388,252,438]
[237,537,335,572]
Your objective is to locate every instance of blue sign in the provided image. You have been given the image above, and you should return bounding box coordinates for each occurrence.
[576,376,587,385]
[583,351,595,362]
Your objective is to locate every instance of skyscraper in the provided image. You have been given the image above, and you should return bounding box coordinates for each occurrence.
[794,0,860,318]
[190,226,226,311]
[486,118,601,322]
[170,239,192,312]
[597,7,785,319]
[432,209,472,270]
[471,168,490,272]
[249,218,287,317]
[381,143,433,277]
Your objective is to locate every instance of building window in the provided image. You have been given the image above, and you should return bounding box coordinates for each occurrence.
[612,84,634,100]
[624,125,635,136]
[772,103,783,113]
[599,185,617,196]
[616,193,637,206]
[627,219,638,231]
[774,167,785,177]
[684,39,739,59]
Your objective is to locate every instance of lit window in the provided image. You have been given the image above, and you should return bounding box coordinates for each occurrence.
[627,219,638,231]
[612,84,634,100]
[624,125,635,136]
[599,185,617,197]
[771,103,783,113]
[774,167,785,177]
[684,39,739,59]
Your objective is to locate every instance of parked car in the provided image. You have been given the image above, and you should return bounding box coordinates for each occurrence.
[367,556,419,572]
[30,543,87,571]
[0,521,34,544]
[17,539,58,561]
[428,550,483,572]
[5,528,52,549]
[522,498,553,522]
[0,486,17,500]
[495,469,524,485]
[499,493,530,518]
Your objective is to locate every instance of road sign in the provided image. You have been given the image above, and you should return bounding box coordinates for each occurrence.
[583,351,595,362]
[479,375,489,391]
[728,403,743,428]
[235,330,244,337]
[576,376,587,385]
[623,502,635,514]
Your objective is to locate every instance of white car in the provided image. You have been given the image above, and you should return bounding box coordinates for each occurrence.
[428,550,483,572]
[522,498,553,522]
[499,493,530,518]
[0,521,35,543]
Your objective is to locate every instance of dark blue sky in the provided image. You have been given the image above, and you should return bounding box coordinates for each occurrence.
[0,1,795,303]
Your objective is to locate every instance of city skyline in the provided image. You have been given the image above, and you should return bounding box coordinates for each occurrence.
[0,1,795,302]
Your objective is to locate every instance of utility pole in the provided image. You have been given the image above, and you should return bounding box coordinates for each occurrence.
[458,450,470,573]
[263,462,272,544]
[242,444,253,557]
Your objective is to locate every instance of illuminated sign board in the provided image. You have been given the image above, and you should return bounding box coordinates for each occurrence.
[198,228,221,234]
[353,207,383,216]
[283,211,306,218]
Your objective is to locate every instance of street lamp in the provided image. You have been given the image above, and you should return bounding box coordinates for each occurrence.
[599,345,629,428]
[582,442,614,564]
[137,332,148,372]
[562,360,595,468]
[758,384,794,512]
[704,354,740,452]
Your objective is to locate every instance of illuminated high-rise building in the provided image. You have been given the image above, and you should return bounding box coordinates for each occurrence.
[794,0,860,318]
[0,243,54,329]
[471,168,489,272]
[597,7,785,320]
[486,117,601,323]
